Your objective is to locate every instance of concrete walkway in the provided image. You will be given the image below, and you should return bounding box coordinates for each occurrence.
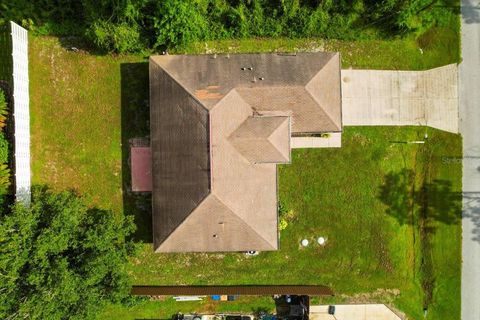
[291,133,342,148]
[310,304,402,320]
[341,64,458,133]
[459,1,480,320]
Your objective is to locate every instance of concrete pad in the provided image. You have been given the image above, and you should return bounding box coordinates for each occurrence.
[310,304,402,320]
[425,64,458,99]
[291,132,342,148]
[341,64,459,133]
[398,99,425,124]
[426,98,458,133]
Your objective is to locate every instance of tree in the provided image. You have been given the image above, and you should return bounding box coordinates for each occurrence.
[153,0,208,49]
[0,187,136,320]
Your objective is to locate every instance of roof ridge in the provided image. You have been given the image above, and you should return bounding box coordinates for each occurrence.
[212,193,277,250]
[209,88,240,113]
[304,86,341,132]
[302,53,336,85]
[304,53,342,131]
[150,57,210,112]
[267,116,291,162]
[154,192,211,252]
[156,193,276,252]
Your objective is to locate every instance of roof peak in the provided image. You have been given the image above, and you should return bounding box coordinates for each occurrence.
[155,194,276,252]
[228,116,291,164]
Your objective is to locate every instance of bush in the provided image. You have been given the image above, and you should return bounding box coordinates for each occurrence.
[0,91,7,130]
[0,133,8,164]
[87,20,142,53]
[0,0,459,51]
[152,0,208,49]
[0,163,10,195]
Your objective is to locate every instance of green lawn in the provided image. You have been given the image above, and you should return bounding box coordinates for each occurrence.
[179,28,460,70]
[125,127,461,320]
[29,35,462,320]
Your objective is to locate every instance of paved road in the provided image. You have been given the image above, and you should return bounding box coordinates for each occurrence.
[459,1,480,320]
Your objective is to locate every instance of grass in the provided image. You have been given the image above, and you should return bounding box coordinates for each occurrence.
[178,28,460,70]
[28,31,462,320]
[100,296,275,320]
[125,127,461,320]
[29,37,144,213]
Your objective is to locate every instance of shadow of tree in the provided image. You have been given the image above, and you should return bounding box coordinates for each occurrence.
[422,179,463,225]
[378,168,415,225]
[463,192,480,243]
[379,169,462,228]
[461,0,480,24]
[379,169,463,308]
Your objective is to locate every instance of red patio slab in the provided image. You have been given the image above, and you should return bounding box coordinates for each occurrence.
[131,147,152,192]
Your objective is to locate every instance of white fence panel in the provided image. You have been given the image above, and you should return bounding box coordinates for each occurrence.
[10,21,31,205]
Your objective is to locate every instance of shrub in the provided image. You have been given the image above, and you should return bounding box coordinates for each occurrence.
[153,0,208,49]
[0,163,10,195]
[0,133,8,164]
[86,20,142,53]
[0,91,7,130]
[1,0,460,51]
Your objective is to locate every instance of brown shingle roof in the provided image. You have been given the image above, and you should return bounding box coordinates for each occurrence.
[149,63,210,249]
[229,116,291,164]
[149,53,341,252]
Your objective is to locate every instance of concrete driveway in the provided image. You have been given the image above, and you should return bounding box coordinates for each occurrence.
[341,64,458,133]
[310,304,402,320]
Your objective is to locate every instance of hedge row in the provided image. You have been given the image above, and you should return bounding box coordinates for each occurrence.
[0,0,458,52]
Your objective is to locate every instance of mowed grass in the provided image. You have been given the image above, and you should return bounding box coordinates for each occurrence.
[180,27,460,70]
[28,35,461,320]
[29,37,145,213]
[128,127,461,320]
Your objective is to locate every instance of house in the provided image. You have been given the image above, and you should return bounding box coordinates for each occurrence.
[148,53,342,252]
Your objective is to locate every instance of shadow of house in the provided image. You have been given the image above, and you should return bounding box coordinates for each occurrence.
[120,62,152,243]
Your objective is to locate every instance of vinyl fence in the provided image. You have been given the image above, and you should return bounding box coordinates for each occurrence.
[9,22,31,205]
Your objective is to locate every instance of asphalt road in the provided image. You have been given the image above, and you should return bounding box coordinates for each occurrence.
[459,1,480,319]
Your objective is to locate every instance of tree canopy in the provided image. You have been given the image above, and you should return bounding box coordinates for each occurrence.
[0,187,136,320]
[0,0,459,52]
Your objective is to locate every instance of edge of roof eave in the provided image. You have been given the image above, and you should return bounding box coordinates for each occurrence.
[152,191,213,253]
[149,55,211,113]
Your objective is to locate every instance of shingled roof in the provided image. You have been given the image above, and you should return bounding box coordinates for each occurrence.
[149,53,341,252]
